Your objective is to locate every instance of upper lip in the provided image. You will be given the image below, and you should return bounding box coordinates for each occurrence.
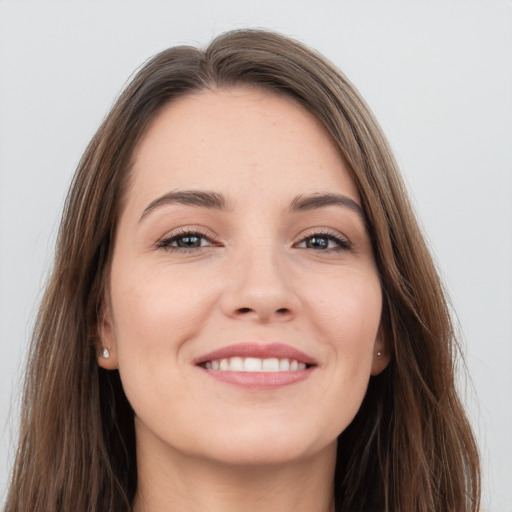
[193,342,317,366]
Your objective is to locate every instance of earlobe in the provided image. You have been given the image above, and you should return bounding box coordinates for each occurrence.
[97,303,118,370]
[371,350,390,376]
[370,326,391,376]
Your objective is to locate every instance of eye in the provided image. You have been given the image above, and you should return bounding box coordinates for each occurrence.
[295,231,351,252]
[156,230,217,252]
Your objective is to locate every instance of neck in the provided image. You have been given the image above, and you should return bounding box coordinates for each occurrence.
[133,435,337,512]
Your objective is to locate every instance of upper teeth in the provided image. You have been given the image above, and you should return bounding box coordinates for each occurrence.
[204,357,307,372]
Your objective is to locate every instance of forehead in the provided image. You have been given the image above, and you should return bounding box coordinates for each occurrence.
[127,86,360,210]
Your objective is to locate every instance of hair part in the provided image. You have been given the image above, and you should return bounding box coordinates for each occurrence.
[6,29,479,512]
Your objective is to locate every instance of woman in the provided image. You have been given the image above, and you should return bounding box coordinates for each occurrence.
[5,29,480,511]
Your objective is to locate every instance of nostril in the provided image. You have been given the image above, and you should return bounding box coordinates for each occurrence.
[232,306,292,319]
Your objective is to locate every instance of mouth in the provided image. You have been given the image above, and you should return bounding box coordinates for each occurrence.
[194,343,317,388]
[201,357,310,372]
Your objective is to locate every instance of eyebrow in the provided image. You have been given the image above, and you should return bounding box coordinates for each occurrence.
[139,190,365,222]
[289,193,365,219]
[140,190,227,221]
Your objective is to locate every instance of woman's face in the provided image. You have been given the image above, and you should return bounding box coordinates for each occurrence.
[99,87,387,467]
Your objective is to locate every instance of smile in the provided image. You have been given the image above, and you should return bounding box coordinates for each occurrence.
[203,357,308,372]
[194,342,317,389]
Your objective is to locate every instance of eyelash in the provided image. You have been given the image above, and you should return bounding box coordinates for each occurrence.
[157,228,352,255]
[156,229,219,253]
[294,230,352,252]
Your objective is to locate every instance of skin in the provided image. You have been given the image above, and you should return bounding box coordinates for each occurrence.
[99,86,389,512]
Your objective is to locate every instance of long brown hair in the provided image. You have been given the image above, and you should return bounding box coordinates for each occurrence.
[5,29,480,511]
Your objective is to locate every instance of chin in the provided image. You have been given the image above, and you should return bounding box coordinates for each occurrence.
[189,421,337,468]
[201,443,321,468]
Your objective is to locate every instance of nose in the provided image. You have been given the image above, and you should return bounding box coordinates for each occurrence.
[219,245,299,323]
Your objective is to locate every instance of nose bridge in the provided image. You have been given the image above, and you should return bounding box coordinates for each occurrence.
[221,235,297,321]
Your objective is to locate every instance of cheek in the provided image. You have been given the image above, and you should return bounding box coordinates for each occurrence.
[306,270,382,397]
[109,263,220,369]
[108,265,222,427]
[308,270,382,347]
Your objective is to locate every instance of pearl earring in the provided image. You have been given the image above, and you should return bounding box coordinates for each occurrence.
[377,351,382,359]
[101,347,111,359]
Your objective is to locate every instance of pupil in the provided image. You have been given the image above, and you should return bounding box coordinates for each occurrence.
[307,236,328,249]
[178,235,201,248]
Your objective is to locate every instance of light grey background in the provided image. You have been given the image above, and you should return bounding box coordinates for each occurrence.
[1,1,511,510]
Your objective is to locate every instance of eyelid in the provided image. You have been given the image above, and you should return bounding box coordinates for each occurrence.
[154,225,352,253]
[156,226,221,251]
[293,228,352,251]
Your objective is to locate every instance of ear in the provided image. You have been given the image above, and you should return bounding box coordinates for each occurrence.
[370,324,391,376]
[96,299,119,370]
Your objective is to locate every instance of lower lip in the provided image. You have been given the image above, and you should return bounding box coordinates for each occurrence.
[199,368,314,389]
